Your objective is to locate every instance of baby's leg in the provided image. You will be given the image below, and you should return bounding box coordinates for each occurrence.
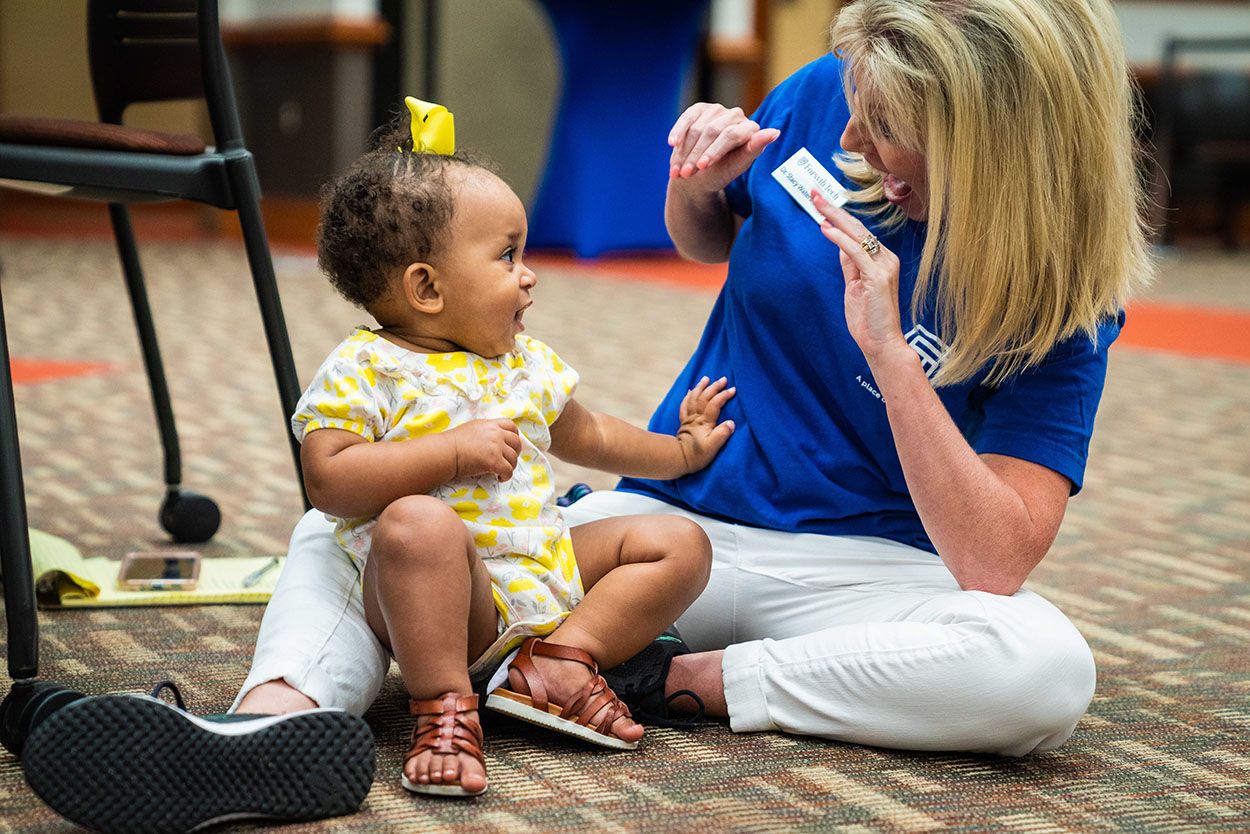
[510,515,712,741]
[364,495,498,794]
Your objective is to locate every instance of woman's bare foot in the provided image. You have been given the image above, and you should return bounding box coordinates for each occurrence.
[666,650,728,717]
[508,646,645,744]
[234,679,319,715]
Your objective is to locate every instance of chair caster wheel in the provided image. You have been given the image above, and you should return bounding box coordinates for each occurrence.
[159,490,221,543]
[1,681,87,758]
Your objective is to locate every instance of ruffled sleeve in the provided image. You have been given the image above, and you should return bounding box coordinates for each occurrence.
[291,332,398,443]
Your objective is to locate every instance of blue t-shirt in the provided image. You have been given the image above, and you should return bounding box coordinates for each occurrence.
[619,53,1120,554]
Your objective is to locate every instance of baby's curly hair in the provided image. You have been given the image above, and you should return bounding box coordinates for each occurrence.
[317,116,499,310]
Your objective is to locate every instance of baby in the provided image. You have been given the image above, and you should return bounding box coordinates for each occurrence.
[292,101,735,798]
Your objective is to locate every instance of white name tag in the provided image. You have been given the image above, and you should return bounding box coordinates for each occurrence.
[771,147,848,224]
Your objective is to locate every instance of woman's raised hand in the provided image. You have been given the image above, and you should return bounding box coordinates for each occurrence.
[810,192,912,369]
[668,103,780,193]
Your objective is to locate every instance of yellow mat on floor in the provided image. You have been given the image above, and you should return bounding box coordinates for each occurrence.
[28,528,282,608]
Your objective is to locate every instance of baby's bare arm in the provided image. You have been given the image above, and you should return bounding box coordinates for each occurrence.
[301,419,521,518]
[548,378,735,478]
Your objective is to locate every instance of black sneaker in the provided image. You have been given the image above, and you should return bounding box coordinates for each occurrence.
[601,629,713,729]
[22,682,375,834]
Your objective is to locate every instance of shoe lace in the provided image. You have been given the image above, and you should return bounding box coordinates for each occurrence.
[149,680,187,711]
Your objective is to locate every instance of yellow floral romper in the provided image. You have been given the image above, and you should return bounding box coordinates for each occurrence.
[291,328,584,673]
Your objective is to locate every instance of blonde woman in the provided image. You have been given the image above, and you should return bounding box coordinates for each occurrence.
[18,1,1153,827]
[613,0,1150,750]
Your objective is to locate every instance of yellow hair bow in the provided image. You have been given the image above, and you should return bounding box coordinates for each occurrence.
[405,96,455,155]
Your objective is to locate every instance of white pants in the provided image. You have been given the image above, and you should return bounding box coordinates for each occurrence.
[235,491,1095,756]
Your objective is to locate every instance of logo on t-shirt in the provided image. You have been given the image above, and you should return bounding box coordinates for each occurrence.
[905,325,946,381]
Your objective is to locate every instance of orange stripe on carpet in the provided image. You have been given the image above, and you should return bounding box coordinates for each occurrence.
[10,359,119,384]
[1120,301,1250,364]
[528,252,728,291]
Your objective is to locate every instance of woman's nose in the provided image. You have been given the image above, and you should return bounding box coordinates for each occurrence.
[840,114,866,154]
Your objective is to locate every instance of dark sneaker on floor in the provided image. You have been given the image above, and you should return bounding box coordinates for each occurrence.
[22,683,375,834]
[602,629,714,729]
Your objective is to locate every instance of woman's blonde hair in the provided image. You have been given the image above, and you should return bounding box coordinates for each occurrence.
[830,0,1154,385]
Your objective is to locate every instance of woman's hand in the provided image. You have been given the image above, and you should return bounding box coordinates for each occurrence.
[811,192,913,369]
[668,103,780,193]
[811,195,1070,594]
[675,376,736,473]
[665,104,777,263]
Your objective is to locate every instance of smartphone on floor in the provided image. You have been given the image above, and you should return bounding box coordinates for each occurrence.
[116,551,201,591]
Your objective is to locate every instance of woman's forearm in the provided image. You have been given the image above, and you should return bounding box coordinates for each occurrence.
[868,346,1065,595]
[811,198,1067,596]
[665,178,737,264]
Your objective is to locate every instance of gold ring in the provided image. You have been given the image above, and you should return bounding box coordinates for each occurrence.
[860,233,881,256]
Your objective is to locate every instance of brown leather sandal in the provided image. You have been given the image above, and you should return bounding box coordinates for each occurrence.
[401,692,487,797]
[484,637,639,750]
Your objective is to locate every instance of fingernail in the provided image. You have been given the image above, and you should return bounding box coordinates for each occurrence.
[697,157,709,169]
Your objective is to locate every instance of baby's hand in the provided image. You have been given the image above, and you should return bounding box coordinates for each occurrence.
[676,376,736,473]
[448,418,522,481]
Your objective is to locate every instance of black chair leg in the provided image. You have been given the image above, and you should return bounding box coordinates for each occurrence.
[108,203,220,543]
[0,281,39,686]
[225,153,310,511]
[0,284,95,759]
[108,204,179,489]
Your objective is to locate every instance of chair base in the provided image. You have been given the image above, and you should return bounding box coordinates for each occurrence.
[0,680,88,758]
[159,489,221,544]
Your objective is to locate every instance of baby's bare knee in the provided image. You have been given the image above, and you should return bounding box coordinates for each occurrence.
[372,495,464,565]
[645,516,713,585]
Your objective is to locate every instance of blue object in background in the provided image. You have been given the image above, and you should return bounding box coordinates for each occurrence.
[528,0,712,257]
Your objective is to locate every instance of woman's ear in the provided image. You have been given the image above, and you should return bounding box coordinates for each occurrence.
[401,262,443,314]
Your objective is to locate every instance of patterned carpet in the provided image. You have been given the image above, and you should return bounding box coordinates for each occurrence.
[1,233,1249,832]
